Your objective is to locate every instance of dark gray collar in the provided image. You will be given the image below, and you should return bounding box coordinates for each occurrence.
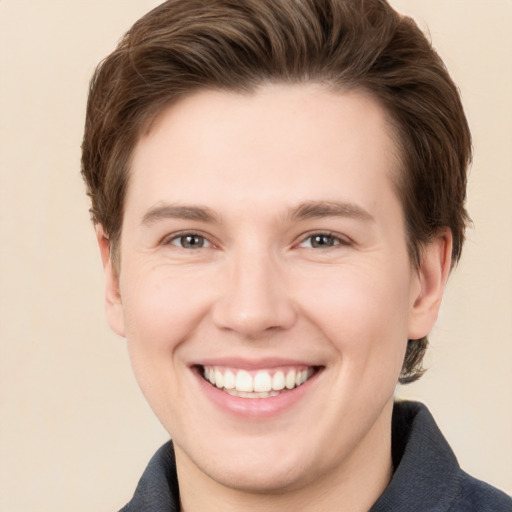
[370,401,461,511]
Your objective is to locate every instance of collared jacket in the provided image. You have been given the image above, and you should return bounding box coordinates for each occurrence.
[119,401,512,511]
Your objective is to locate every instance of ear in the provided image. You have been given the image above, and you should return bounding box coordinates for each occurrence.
[96,225,126,338]
[408,229,453,340]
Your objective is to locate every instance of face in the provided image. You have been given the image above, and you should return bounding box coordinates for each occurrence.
[100,84,448,497]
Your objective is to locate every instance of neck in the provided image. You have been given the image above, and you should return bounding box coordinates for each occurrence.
[175,404,394,512]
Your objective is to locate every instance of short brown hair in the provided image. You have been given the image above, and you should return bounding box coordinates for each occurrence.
[81,0,471,383]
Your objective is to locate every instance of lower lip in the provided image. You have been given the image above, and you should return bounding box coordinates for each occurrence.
[194,368,321,419]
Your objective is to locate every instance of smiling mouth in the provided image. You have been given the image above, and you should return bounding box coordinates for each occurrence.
[198,365,321,398]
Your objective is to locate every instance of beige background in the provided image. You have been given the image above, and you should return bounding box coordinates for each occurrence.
[0,1,511,510]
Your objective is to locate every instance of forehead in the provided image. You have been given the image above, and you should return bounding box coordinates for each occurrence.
[127,84,402,220]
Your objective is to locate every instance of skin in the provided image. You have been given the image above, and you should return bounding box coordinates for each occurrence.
[97,84,452,512]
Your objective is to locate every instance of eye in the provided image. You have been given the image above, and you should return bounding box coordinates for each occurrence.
[299,232,349,249]
[167,233,212,249]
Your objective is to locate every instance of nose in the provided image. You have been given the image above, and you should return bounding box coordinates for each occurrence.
[211,247,297,339]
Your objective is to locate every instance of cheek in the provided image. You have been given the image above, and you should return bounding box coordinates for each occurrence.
[119,268,212,421]
[298,263,411,370]
[122,266,208,336]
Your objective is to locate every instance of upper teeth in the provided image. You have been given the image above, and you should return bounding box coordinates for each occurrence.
[203,367,314,393]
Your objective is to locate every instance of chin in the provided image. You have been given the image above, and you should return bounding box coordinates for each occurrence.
[204,457,311,494]
[176,429,327,496]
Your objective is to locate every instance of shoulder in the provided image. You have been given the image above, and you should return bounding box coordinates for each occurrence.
[370,401,511,512]
[448,472,512,512]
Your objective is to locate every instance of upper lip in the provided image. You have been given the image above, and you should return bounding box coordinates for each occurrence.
[191,357,321,371]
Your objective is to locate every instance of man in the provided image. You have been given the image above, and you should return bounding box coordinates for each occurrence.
[81,0,512,510]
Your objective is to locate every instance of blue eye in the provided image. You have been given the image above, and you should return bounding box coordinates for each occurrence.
[170,234,211,249]
[300,233,347,249]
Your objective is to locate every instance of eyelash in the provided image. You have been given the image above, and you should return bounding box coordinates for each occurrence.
[297,231,352,249]
[162,231,351,250]
[163,232,213,249]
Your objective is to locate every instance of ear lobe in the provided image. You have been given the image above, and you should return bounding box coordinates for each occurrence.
[96,225,126,338]
[408,229,453,340]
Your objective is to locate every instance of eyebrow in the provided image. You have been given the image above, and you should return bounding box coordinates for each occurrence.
[289,201,374,222]
[140,200,374,226]
[141,203,219,225]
